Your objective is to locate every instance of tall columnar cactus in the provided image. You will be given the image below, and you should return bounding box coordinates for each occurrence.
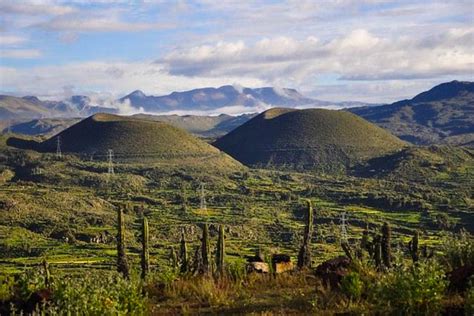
[180,230,188,273]
[170,246,178,269]
[42,259,51,287]
[117,209,130,278]
[297,199,314,269]
[409,230,419,263]
[216,224,225,276]
[381,222,392,268]
[373,235,382,269]
[201,223,210,274]
[141,216,149,279]
[360,228,369,252]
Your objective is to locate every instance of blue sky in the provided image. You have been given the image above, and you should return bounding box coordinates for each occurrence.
[0,0,473,105]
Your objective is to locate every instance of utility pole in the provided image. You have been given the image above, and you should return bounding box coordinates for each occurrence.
[56,136,62,159]
[108,149,114,174]
[340,212,348,244]
[200,182,206,211]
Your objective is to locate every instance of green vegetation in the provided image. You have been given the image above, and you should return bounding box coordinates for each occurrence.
[0,125,472,313]
[215,108,407,171]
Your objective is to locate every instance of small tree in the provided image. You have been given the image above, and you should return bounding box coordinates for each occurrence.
[297,199,314,269]
[117,209,130,278]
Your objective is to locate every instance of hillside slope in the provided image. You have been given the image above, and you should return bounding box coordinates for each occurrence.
[29,114,243,169]
[349,81,474,146]
[214,108,407,171]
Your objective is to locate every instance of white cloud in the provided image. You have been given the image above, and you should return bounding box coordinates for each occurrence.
[0,35,27,46]
[159,27,474,86]
[0,1,75,16]
[1,49,42,59]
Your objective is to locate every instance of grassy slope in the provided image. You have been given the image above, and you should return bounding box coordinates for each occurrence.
[214,108,407,170]
[33,114,242,169]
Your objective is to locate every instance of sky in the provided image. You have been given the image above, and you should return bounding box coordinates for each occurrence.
[0,0,473,105]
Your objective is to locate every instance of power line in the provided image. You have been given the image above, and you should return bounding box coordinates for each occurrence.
[56,136,62,159]
[340,212,348,243]
[200,182,207,211]
[107,149,114,174]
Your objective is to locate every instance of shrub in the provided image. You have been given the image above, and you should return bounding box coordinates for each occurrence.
[370,260,447,314]
[341,272,363,300]
[440,230,474,271]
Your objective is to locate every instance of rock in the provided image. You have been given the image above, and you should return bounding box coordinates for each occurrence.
[246,262,269,273]
[271,254,294,274]
[315,256,351,288]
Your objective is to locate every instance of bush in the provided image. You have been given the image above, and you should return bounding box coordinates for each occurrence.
[440,230,474,271]
[7,270,147,315]
[370,261,447,314]
[341,272,363,300]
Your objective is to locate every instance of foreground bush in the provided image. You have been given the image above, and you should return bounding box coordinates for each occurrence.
[369,260,447,314]
[3,270,147,315]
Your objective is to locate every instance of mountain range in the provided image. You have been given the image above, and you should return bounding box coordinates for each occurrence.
[1,81,473,147]
[349,81,474,146]
[0,85,373,122]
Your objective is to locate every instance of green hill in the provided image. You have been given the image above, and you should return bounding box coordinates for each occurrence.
[214,108,407,171]
[36,113,242,168]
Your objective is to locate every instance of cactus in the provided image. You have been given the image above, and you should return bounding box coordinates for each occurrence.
[216,224,225,276]
[373,235,382,269]
[117,209,130,278]
[360,228,369,251]
[42,259,51,287]
[169,246,178,269]
[297,199,314,269]
[141,216,149,279]
[381,222,392,268]
[409,230,419,263]
[201,224,210,274]
[179,229,188,273]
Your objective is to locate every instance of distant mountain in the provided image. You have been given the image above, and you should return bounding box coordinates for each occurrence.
[4,113,256,138]
[0,95,118,121]
[119,85,375,112]
[214,108,407,172]
[119,85,315,112]
[349,81,474,146]
[3,118,80,136]
[132,113,256,137]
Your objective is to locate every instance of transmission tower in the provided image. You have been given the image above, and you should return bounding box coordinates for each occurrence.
[107,149,114,174]
[56,136,62,159]
[340,212,348,243]
[200,182,206,210]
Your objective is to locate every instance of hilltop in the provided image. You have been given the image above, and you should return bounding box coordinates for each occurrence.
[349,81,474,146]
[9,113,242,169]
[214,108,407,171]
